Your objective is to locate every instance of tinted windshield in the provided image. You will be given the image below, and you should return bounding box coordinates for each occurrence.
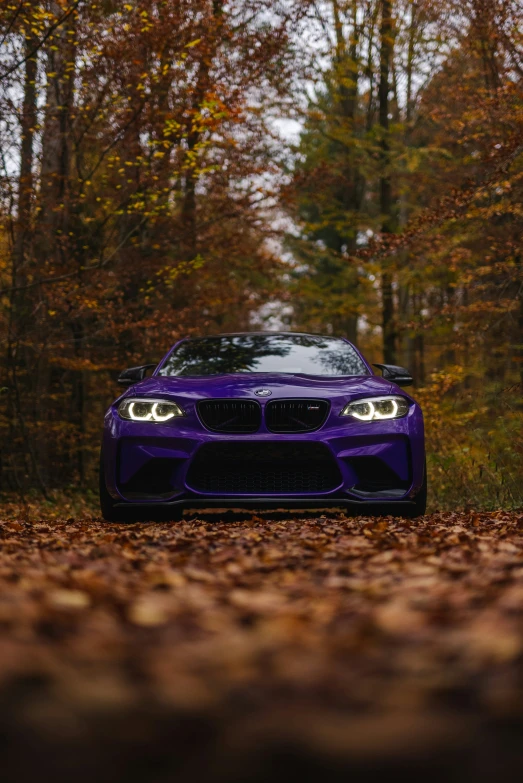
[158,334,369,377]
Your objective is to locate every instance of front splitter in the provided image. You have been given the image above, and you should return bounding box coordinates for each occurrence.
[114,496,415,511]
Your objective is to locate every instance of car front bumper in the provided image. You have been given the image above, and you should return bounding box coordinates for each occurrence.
[102,403,425,510]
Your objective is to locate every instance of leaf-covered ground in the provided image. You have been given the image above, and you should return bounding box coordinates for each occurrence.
[0,510,523,782]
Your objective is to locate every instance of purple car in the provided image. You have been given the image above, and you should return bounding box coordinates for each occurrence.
[100,332,426,520]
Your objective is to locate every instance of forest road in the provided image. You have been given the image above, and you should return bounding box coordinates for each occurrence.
[0,510,522,782]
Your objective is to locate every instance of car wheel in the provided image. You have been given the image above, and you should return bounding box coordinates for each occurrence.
[403,460,427,518]
[99,455,126,522]
[381,461,427,519]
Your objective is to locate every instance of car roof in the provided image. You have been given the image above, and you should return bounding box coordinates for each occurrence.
[181,332,345,341]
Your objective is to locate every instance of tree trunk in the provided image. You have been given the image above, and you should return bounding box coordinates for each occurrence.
[406,1,417,124]
[4,32,44,494]
[14,37,37,271]
[379,0,396,364]
[181,0,224,262]
[397,2,418,370]
[332,0,362,344]
[37,1,77,484]
[39,1,76,258]
[517,261,523,385]
[71,321,85,483]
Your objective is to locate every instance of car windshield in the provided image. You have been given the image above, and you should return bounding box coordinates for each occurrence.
[157,334,369,377]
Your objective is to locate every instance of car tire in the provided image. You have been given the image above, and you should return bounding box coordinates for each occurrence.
[99,455,126,522]
[99,454,184,522]
[381,460,427,519]
[403,460,427,518]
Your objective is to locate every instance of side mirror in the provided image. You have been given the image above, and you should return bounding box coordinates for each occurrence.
[373,363,413,387]
[117,364,157,385]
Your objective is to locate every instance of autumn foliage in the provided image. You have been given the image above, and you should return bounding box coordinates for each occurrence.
[0,510,522,780]
[0,0,305,491]
[0,4,522,498]
[0,4,522,776]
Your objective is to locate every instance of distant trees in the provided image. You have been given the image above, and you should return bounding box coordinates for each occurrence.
[287,0,522,379]
[0,0,521,502]
[286,0,522,508]
[0,0,306,491]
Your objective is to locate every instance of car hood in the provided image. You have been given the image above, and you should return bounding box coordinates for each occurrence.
[121,373,403,403]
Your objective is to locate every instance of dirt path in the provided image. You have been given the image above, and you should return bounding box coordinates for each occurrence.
[0,511,522,781]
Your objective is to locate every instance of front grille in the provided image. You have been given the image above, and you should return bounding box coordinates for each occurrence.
[197,399,261,433]
[186,442,342,495]
[266,399,329,433]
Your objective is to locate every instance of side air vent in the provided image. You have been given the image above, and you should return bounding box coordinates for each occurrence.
[345,456,410,493]
[118,457,180,499]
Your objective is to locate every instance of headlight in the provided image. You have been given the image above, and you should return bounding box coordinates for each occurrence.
[341,396,409,421]
[118,398,184,422]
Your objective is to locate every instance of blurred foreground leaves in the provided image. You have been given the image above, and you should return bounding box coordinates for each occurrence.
[0,510,523,781]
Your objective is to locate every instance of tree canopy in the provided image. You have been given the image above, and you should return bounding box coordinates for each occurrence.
[0,0,521,507]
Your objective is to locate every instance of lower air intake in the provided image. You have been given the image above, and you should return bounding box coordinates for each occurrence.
[345,456,410,493]
[186,442,342,495]
[119,457,180,499]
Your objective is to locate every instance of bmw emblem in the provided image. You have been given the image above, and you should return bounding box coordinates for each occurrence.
[254,389,272,397]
